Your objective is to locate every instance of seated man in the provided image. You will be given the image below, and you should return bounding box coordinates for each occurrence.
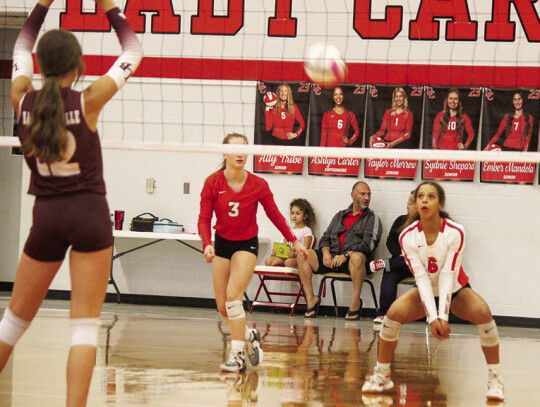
[297,181,382,320]
[370,191,416,329]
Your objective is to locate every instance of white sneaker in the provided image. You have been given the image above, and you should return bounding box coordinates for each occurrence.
[362,394,394,406]
[486,370,505,401]
[246,328,263,366]
[220,350,246,373]
[370,259,386,273]
[373,316,384,331]
[362,366,394,393]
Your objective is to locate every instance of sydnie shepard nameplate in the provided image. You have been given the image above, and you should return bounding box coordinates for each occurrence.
[480,88,539,184]
[254,81,311,174]
[422,86,482,181]
[364,85,423,179]
[308,84,366,176]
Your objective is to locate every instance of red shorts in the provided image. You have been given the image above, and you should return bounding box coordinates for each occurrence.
[24,192,113,262]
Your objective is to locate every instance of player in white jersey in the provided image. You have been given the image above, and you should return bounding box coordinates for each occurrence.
[362,181,505,402]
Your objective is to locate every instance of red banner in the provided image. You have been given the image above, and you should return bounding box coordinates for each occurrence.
[365,159,417,179]
[422,160,475,180]
[309,157,360,176]
[481,162,536,184]
[254,155,304,174]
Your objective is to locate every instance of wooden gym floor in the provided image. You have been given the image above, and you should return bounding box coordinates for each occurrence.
[0,297,537,406]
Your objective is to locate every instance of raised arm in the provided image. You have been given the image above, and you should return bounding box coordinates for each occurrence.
[83,0,143,129]
[11,0,54,117]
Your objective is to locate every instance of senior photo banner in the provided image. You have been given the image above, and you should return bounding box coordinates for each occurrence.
[422,86,482,181]
[364,85,424,179]
[480,88,539,184]
[254,81,311,174]
[308,84,366,176]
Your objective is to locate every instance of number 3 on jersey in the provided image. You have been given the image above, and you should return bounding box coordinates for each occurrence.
[228,201,240,217]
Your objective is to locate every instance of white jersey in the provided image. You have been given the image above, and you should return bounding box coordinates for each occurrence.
[292,226,314,247]
[399,218,469,323]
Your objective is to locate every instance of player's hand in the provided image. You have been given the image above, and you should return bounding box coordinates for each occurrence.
[332,254,347,268]
[203,245,215,263]
[286,132,298,140]
[430,319,449,340]
[293,240,308,260]
[439,319,450,338]
[288,250,296,258]
[271,249,276,257]
[369,136,374,146]
[341,136,349,145]
[322,251,333,267]
[457,142,465,150]
[265,106,273,111]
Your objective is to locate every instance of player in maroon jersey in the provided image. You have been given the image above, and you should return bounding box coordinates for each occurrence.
[369,87,413,149]
[3,0,142,404]
[320,86,360,147]
[432,88,475,150]
[484,91,533,152]
[198,133,308,372]
[264,83,305,145]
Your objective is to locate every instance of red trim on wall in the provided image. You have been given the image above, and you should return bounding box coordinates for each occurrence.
[2,56,540,87]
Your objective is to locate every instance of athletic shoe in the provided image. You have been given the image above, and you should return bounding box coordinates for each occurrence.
[486,370,505,401]
[372,316,384,331]
[246,328,263,366]
[370,259,386,273]
[220,350,246,373]
[362,394,394,406]
[362,366,394,393]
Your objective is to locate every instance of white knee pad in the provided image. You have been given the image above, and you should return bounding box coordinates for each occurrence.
[477,320,499,347]
[70,318,100,347]
[379,317,402,342]
[225,300,245,320]
[0,309,31,347]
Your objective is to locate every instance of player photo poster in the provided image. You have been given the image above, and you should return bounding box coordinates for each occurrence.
[480,88,539,184]
[422,86,482,181]
[254,81,311,174]
[364,85,423,179]
[308,84,366,176]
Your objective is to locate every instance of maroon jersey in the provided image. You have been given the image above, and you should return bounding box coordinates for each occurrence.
[487,114,533,151]
[264,105,305,140]
[198,170,296,249]
[373,109,413,143]
[17,88,106,196]
[432,112,475,150]
[320,109,359,147]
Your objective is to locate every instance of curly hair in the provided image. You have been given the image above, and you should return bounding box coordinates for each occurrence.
[290,198,316,229]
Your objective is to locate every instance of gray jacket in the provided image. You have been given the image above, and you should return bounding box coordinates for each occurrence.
[319,204,383,256]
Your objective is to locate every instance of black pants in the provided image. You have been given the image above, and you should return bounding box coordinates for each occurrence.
[377,256,413,317]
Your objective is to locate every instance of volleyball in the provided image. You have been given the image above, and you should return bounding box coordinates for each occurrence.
[304,42,347,88]
[487,144,502,151]
[371,137,386,148]
[263,91,278,107]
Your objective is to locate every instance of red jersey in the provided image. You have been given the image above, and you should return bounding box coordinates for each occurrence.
[198,170,296,249]
[487,114,533,151]
[264,105,305,140]
[320,109,359,147]
[373,109,413,143]
[17,88,106,197]
[432,112,474,150]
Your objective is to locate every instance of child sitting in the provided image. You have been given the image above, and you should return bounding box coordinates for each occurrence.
[265,198,316,268]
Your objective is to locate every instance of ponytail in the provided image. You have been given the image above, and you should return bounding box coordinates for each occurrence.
[24,76,67,164]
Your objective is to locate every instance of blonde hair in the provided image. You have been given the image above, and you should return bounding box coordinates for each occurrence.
[274,83,295,115]
[391,87,409,115]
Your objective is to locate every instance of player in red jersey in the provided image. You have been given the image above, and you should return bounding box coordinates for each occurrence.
[264,83,305,145]
[320,86,360,147]
[362,181,505,402]
[369,87,413,149]
[3,0,142,405]
[485,91,533,152]
[198,133,308,372]
[432,88,475,150]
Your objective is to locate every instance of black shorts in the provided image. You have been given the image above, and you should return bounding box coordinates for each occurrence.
[214,233,258,260]
[313,249,373,275]
[24,192,113,262]
[434,282,472,301]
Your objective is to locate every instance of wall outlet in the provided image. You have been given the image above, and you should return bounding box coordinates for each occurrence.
[146,178,156,193]
[183,182,190,194]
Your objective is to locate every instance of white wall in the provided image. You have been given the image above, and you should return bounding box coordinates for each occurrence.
[2,1,540,319]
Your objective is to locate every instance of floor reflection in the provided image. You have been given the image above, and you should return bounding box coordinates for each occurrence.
[0,306,536,406]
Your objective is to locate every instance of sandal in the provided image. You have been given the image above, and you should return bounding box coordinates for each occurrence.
[304,297,321,318]
[345,309,360,320]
